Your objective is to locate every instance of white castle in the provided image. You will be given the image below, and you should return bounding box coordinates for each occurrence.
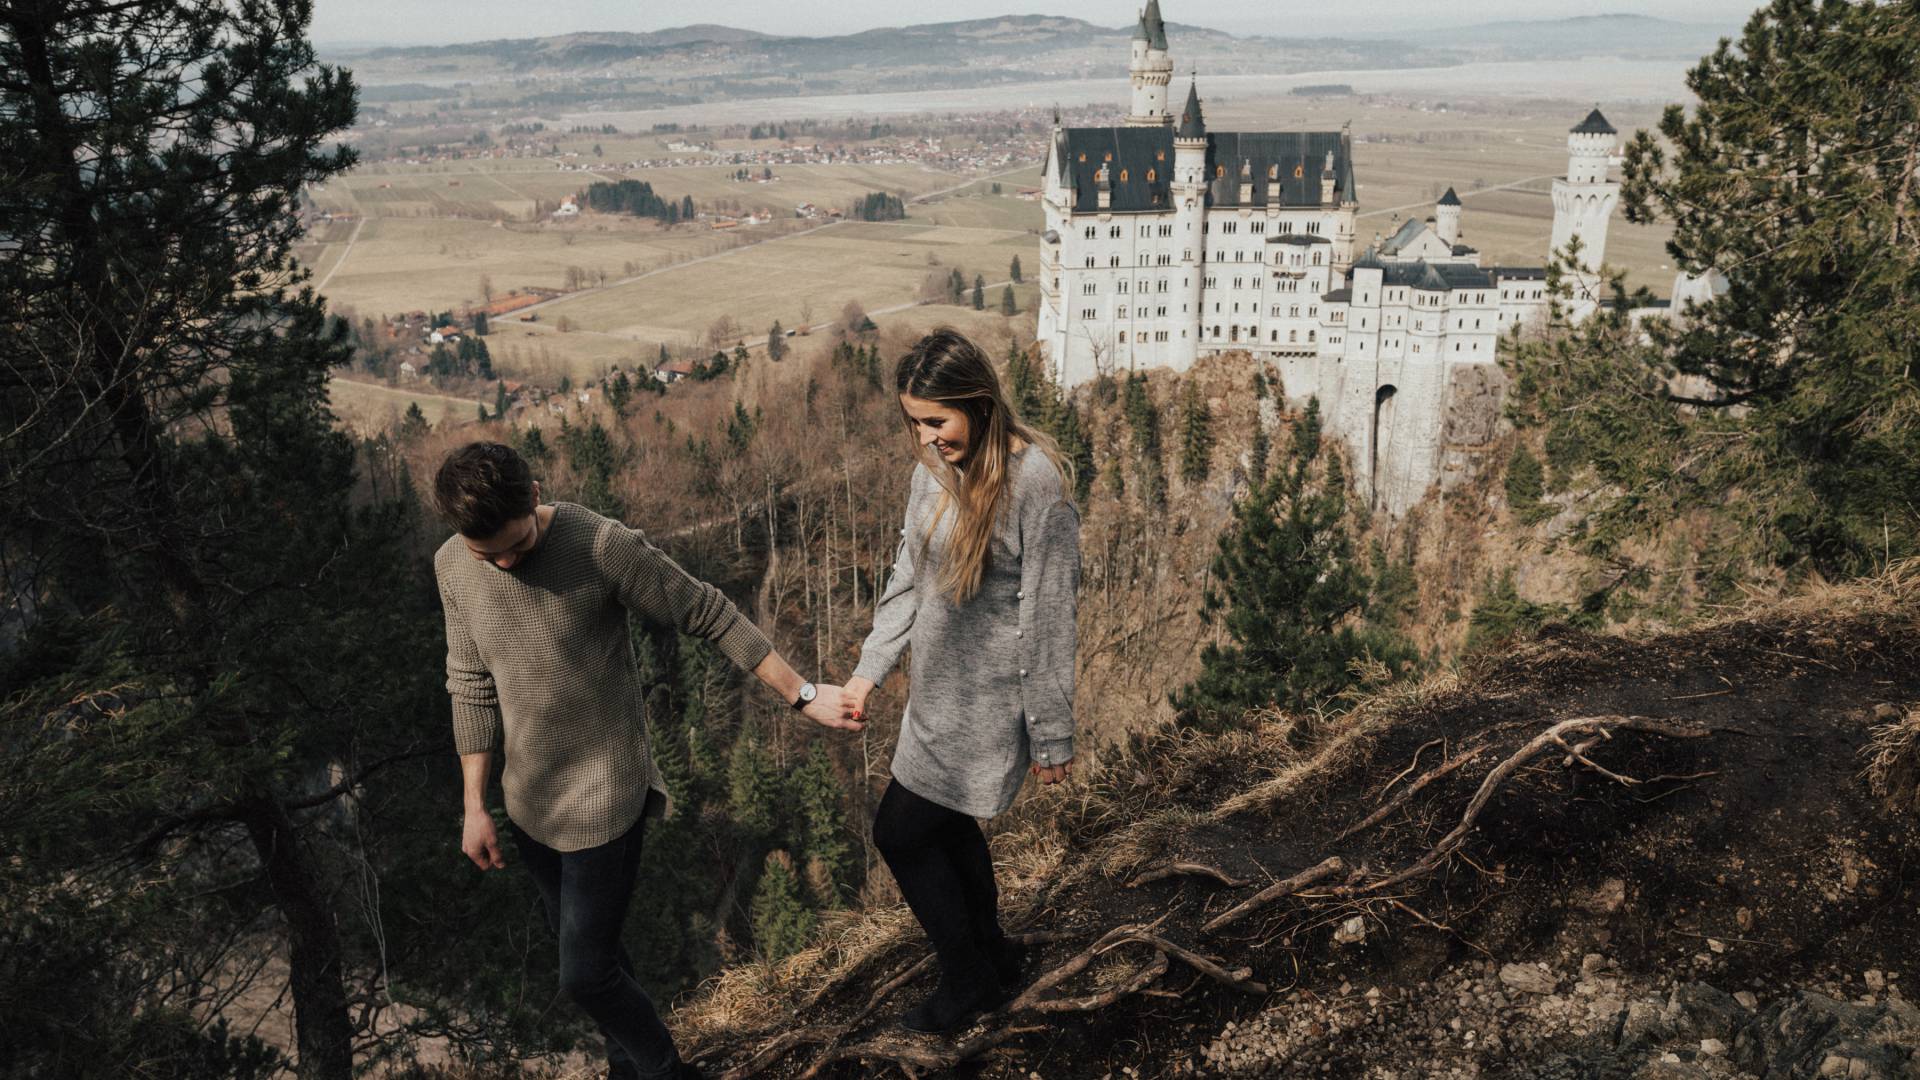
[1035,0,1623,514]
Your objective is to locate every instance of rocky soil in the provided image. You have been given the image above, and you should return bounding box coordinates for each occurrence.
[682,577,1920,1080]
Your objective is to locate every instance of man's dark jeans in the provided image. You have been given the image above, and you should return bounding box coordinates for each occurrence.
[510,807,678,1080]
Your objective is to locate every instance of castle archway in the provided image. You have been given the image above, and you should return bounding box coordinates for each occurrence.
[1372,384,1398,511]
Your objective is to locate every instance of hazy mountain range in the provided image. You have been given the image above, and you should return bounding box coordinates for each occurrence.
[325,12,1730,86]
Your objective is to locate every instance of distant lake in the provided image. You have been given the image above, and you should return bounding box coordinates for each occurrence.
[560,57,1692,129]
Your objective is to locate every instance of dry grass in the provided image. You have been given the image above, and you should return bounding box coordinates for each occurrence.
[1863,707,1920,813]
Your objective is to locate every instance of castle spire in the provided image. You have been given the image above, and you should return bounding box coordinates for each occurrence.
[1143,0,1168,50]
[1176,77,1205,140]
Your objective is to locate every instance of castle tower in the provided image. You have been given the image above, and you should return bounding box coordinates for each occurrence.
[1127,0,1173,126]
[1549,108,1619,275]
[1435,186,1462,248]
[1169,77,1208,370]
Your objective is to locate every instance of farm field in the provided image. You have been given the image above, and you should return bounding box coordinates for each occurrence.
[305,161,964,222]
[327,377,486,435]
[535,221,1033,348]
[299,217,767,316]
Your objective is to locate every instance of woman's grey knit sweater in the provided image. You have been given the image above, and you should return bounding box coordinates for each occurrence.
[852,446,1081,819]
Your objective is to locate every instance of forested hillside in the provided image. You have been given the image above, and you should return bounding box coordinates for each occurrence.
[4,0,1916,1077]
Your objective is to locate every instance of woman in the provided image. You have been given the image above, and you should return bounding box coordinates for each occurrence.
[844,327,1081,1035]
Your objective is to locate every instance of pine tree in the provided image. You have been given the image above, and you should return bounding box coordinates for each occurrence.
[398,402,430,442]
[971,274,985,310]
[1172,399,1418,730]
[1504,444,1550,524]
[494,380,509,419]
[562,416,623,517]
[1248,423,1270,489]
[1123,373,1167,508]
[948,268,966,304]
[477,404,488,422]
[1501,0,1920,582]
[1000,285,1017,316]
[473,310,490,336]
[749,851,816,962]
[788,743,851,907]
[1009,255,1023,283]
[727,730,782,840]
[517,424,551,465]
[607,370,634,417]
[1179,381,1214,485]
[767,321,787,362]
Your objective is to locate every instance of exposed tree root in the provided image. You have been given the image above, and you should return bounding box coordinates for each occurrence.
[1127,861,1252,889]
[719,714,1714,1078]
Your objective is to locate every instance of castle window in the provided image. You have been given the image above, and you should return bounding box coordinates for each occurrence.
[1078,153,1086,162]
[1157,149,1165,161]
[1147,168,1156,182]
[1119,331,1127,343]
[1308,330,1316,343]
[1293,164,1304,178]
[1216,166,1225,178]
[1120,169,1128,182]
[1085,225,1096,238]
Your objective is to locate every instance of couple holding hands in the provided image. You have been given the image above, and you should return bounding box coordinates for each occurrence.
[433,328,1081,1080]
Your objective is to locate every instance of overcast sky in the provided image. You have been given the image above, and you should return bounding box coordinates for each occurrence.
[310,1,1756,47]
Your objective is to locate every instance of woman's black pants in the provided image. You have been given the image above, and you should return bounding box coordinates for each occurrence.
[871,778,1006,978]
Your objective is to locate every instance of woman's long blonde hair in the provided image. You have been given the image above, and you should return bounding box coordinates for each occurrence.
[896,328,1071,604]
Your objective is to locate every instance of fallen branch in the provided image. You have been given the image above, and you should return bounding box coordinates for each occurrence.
[1128,862,1252,889]
[1335,745,1490,841]
[1348,715,1710,896]
[1202,856,1347,933]
[1026,949,1170,1012]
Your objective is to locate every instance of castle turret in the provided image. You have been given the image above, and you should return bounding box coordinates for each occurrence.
[1320,151,1337,206]
[1126,0,1174,127]
[1435,186,1462,248]
[1170,77,1208,370]
[1550,108,1620,277]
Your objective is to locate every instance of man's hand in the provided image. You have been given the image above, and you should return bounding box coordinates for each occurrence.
[844,676,875,722]
[462,808,506,871]
[804,683,864,732]
[1031,759,1073,786]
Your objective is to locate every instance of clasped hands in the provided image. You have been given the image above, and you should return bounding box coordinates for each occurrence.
[841,676,1073,785]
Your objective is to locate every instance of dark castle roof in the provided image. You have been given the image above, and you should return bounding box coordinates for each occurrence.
[1353,258,1494,291]
[1054,126,1356,214]
[1438,186,1462,207]
[1572,108,1616,135]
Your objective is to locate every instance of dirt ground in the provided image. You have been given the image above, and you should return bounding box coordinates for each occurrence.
[680,575,1920,1079]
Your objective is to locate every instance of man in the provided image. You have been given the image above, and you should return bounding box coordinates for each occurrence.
[431,441,860,1080]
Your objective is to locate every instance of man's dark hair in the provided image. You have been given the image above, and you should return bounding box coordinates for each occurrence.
[434,442,534,538]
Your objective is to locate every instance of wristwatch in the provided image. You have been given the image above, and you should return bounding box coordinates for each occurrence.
[791,682,817,710]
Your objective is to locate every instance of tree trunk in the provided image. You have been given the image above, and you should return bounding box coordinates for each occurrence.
[240,795,354,1080]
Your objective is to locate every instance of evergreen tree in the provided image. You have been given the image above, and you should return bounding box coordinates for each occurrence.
[1122,373,1167,508]
[561,416,622,517]
[1000,284,1017,316]
[1248,423,1270,489]
[1009,254,1023,284]
[607,370,634,417]
[517,424,551,465]
[948,268,966,304]
[787,743,851,907]
[398,402,431,442]
[1504,444,1551,524]
[681,194,695,220]
[727,730,782,840]
[733,343,751,375]
[477,403,488,422]
[1179,380,1214,485]
[1172,399,1417,730]
[749,851,816,962]
[767,321,787,362]
[494,380,509,419]
[473,310,490,336]
[971,274,985,310]
[1503,0,1920,583]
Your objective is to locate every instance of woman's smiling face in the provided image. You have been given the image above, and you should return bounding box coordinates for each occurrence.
[900,393,972,466]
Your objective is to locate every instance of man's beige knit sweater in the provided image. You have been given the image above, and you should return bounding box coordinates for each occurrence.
[435,502,773,851]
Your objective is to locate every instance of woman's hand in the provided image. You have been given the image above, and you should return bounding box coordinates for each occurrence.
[1031,759,1073,785]
[803,683,865,732]
[844,676,876,722]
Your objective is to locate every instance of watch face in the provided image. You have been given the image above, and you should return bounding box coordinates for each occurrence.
[799,683,817,703]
